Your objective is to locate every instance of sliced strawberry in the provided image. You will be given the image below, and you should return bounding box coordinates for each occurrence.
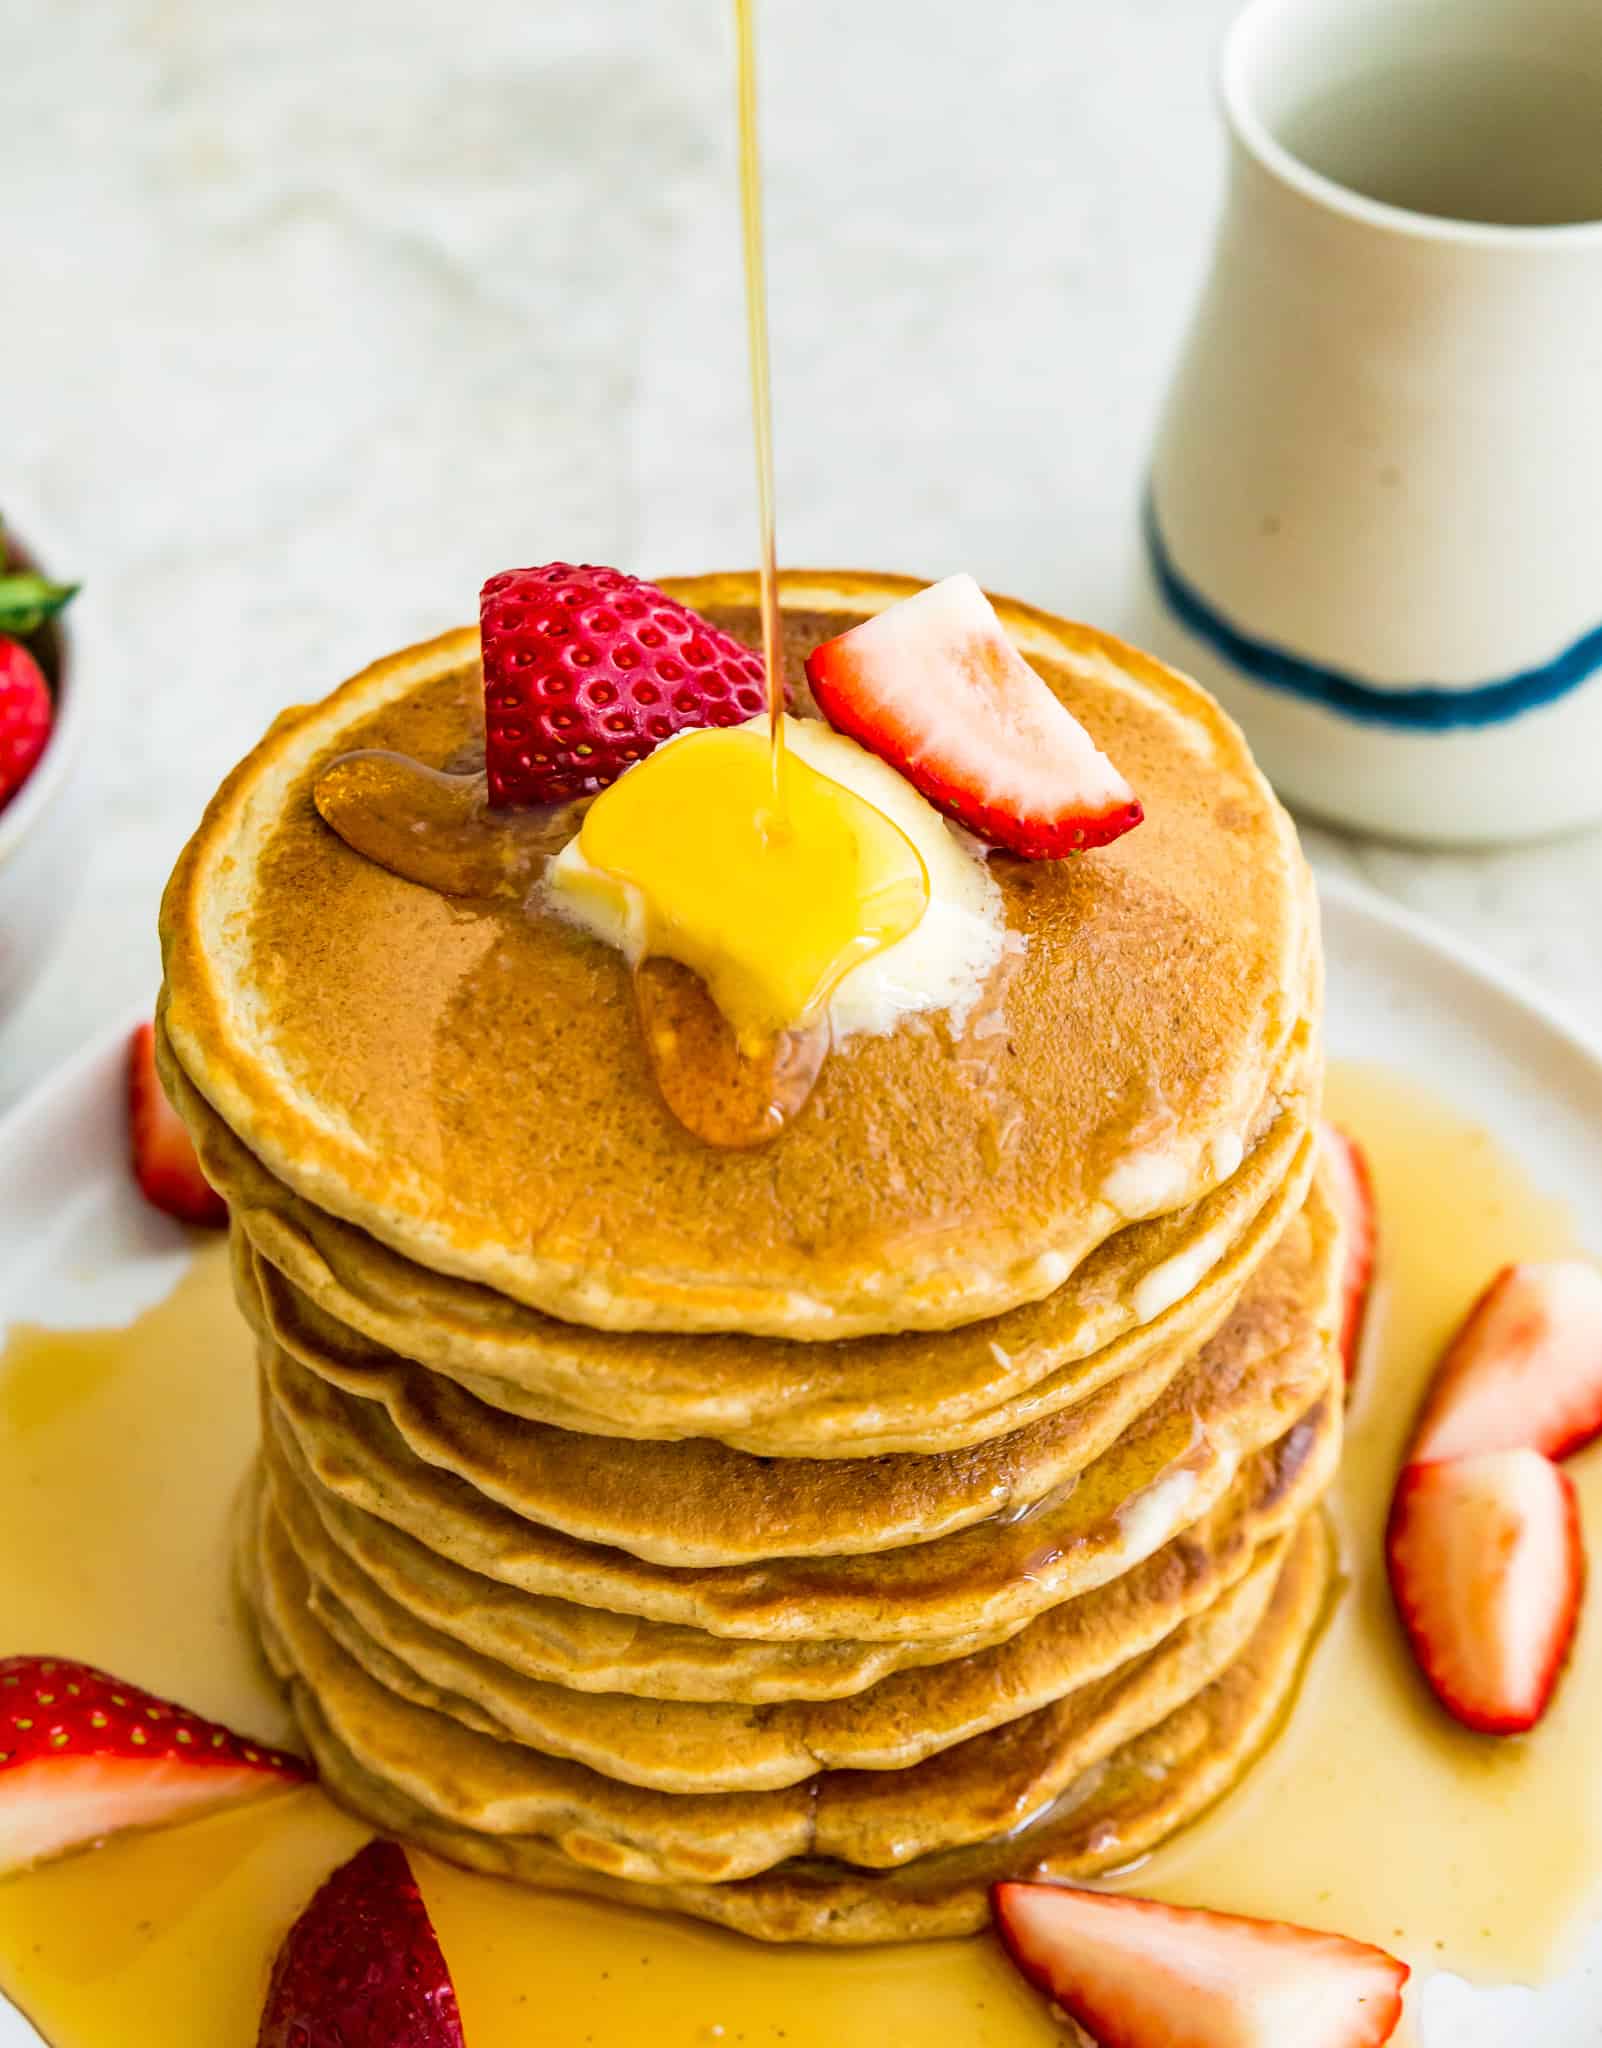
[992,1880,1407,2047]
[261,1837,465,2048]
[128,1021,227,1227]
[1410,1260,1602,1464]
[479,562,770,806]
[0,1655,309,1876]
[0,637,52,812]
[804,574,1142,860]
[1322,1122,1377,1388]
[1386,1448,1583,1736]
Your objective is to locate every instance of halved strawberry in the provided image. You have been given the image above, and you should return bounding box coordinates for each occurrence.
[0,1655,310,1876]
[261,1837,464,2048]
[128,1021,227,1227]
[992,1880,1407,2047]
[1410,1260,1602,1464]
[1322,1122,1377,1388]
[479,563,770,806]
[804,574,1142,860]
[1386,1448,1583,1735]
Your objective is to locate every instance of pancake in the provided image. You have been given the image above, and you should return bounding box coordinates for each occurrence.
[262,1331,1334,1714]
[240,1233,1225,1567]
[236,1143,1328,1565]
[161,1001,1319,1458]
[262,1349,1336,1650]
[262,1373,1334,1793]
[276,1511,1335,1942]
[159,570,1312,1340]
[257,1460,1293,1810]
[245,1489,1290,1876]
[262,1419,1024,1701]
[258,1180,1340,1644]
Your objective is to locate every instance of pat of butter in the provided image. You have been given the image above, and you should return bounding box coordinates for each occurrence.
[547,716,1008,1046]
[548,721,927,1047]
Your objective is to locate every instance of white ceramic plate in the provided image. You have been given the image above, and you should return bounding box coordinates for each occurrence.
[4,874,1602,2046]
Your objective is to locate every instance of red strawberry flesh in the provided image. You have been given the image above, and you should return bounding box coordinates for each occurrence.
[128,1021,227,1228]
[0,637,52,813]
[260,1837,465,2048]
[804,574,1142,860]
[992,1879,1408,2047]
[0,1655,309,1876]
[1322,1122,1377,1387]
[1411,1260,1602,1464]
[480,563,770,807]
[1386,1447,1583,1736]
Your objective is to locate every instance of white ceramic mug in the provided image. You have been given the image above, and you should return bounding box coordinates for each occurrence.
[1131,0,1602,845]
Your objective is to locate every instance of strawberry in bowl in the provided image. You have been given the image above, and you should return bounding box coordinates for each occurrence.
[0,520,76,817]
[0,512,87,1021]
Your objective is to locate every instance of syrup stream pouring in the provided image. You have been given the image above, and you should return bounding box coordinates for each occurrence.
[733,0,788,823]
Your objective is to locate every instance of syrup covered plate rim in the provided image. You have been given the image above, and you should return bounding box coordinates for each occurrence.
[4,873,1602,2045]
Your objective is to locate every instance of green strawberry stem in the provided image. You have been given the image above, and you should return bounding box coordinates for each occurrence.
[0,573,78,639]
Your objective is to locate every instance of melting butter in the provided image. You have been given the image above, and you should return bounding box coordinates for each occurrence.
[547,716,1006,1050]
[549,722,926,1048]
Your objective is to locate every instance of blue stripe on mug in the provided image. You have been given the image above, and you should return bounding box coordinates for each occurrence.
[1143,495,1602,732]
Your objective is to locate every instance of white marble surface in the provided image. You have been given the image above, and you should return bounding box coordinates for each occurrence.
[3,0,1601,1109]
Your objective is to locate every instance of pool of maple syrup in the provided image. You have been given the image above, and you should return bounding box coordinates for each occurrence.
[1130,1062,1602,1989]
[1,1061,1599,2045]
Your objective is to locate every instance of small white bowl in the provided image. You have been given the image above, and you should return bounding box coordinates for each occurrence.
[0,505,93,1023]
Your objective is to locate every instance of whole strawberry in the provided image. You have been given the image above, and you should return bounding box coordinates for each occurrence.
[0,518,78,814]
[260,1837,465,2048]
[480,562,770,806]
[0,639,51,811]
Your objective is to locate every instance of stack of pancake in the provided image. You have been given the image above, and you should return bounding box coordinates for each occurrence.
[157,571,1338,1944]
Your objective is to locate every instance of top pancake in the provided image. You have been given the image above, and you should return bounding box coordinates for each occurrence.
[160,570,1310,1339]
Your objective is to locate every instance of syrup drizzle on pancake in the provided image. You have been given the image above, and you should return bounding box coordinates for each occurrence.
[732,0,788,812]
[307,747,871,1152]
[633,954,830,1150]
[311,752,574,903]
[309,738,841,1145]
[306,8,923,1154]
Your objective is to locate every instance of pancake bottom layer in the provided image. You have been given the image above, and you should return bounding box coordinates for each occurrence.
[258,1513,1334,1943]
[234,1180,1340,1938]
